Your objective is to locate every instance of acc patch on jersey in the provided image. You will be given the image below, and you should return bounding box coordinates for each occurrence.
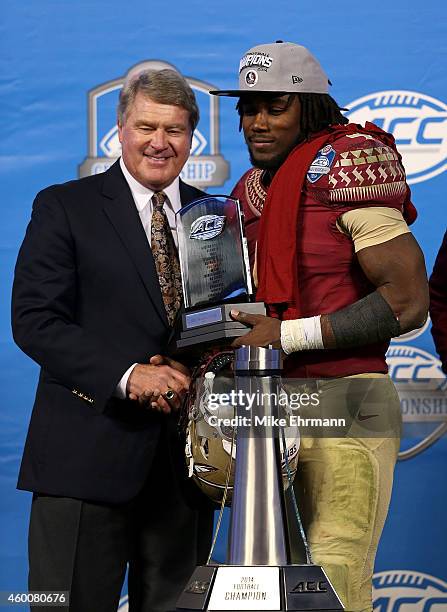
[307,144,336,183]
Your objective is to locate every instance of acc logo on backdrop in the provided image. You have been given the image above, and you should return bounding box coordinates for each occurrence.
[386,338,447,460]
[392,317,430,343]
[373,570,447,610]
[344,90,447,184]
[79,60,229,188]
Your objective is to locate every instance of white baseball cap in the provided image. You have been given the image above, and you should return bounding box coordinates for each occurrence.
[210,41,330,96]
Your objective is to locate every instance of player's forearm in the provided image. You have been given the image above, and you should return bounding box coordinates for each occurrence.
[319,288,428,350]
[282,288,428,354]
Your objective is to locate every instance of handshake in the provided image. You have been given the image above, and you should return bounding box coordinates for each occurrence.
[125,309,280,414]
[126,354,191,414]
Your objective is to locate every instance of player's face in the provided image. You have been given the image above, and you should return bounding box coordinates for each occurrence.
[118,92,192,190]
[241,94,302,171]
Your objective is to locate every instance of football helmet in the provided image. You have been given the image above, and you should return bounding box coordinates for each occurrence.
[182,350,300,505]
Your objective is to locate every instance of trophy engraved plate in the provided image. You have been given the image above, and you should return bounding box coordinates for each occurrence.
[184,307,223,329]
[177,196,252,309]
[207,566,281,611]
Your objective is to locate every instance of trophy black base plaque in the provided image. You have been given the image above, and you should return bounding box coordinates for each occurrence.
[176,564,344,611]
[171,302,266,351]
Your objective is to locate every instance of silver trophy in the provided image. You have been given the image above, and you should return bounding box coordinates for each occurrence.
[177,347,344,611]
[171,196,265,351]
[174,196,343,611]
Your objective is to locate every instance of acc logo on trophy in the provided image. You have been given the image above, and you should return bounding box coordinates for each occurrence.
[78,60,229,188]
[373,570,447,610]
[344,90,447,184]
[190,215,226,240]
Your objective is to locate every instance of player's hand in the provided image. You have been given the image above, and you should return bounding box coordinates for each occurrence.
[127,363,190,413]
[230,310,282,349]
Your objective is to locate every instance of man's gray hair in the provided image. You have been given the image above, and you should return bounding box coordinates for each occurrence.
[117,69,199,131]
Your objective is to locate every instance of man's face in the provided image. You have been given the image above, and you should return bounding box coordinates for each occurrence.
[240,94,302,171]
[118,92,192,190]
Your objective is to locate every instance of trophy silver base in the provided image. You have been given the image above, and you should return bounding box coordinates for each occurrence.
[176,564,344,611]
[171,302,266,351]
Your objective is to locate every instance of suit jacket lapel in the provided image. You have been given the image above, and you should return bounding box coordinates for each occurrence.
[179,179,206,207]
[101,161,169,328]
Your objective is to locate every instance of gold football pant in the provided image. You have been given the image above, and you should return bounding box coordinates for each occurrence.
[292,375,401,612]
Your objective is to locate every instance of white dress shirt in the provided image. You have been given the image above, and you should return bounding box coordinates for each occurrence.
[119,157,182,246]
[115,157,182,399]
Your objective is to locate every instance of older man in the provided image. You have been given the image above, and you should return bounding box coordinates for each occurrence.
[12,69,212,612]
[212,41,428,611]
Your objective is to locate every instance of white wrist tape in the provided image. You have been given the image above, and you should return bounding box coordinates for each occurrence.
[280,316,324,355]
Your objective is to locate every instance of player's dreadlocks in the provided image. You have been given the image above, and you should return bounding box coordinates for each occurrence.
[236,93,348,141]
[298,93,348,139]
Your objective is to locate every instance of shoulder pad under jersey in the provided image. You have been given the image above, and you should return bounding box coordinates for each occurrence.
[306,132,407,208]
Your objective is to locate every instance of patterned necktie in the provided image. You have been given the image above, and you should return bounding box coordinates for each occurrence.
[150,191,182,326]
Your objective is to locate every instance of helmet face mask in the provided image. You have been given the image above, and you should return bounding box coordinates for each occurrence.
[183,351,300,505]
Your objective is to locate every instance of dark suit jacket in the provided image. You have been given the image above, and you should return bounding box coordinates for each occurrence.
[12,160,205,504]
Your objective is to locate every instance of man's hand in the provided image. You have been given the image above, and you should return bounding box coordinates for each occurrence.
[127,362,190,413]
[149,354,190,377]
[230,309,282,348]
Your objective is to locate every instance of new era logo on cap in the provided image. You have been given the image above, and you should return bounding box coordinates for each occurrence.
[210,41,330,97]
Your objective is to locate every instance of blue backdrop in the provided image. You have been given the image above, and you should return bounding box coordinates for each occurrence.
[1,1,446,610]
